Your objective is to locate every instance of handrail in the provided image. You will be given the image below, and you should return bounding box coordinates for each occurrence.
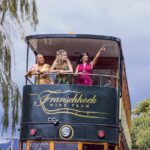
[26,72,119,79]
[25,72,119,86]
[48,72,119,79]
[25,77,34,85]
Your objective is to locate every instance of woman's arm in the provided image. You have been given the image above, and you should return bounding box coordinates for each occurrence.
[63,59,73,73]
[25,64,36,77]
[50,59,60,73]
[74,65,80,76]
[75,65,79,74]
[91,47,106,67]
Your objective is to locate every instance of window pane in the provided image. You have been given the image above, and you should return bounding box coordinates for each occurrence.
[83,144,104,150]
[30,142,49,150]
[55,143,78,150]
[109,145,115,150]
[22,143,26,150]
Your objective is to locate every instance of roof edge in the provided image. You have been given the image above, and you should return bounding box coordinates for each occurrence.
[25,34,121,43]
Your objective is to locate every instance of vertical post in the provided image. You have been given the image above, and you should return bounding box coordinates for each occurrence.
[26,39,30,85]
[116,70,119,88]
[116,42,123,146]
[11,137,13,150]
[19,141,23,150]
[50,141,54,150]
[115,145,118,150]
[26,140,30,150]
[78,142,83,150]
[100,76,101,86]
[104,143,108,150]
[118,42,124,150]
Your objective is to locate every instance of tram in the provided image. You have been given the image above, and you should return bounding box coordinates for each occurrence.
[19,34,132,150]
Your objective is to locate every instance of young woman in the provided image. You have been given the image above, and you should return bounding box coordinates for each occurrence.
[50,49,73,84]
[25,54,53,84]
[75,47,106,85]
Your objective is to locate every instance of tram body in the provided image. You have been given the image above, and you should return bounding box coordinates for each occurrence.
[19,34,132,150]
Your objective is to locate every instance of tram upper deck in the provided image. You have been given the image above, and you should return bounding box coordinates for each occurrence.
[20,34,131,150]
[26,34,120,70]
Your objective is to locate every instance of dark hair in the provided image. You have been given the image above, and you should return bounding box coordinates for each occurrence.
[78,52,90,64]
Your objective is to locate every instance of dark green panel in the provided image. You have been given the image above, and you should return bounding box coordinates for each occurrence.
[20,124,118,144]
[20,84,119,144]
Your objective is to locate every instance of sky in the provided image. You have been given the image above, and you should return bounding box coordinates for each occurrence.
[13,0,150,107]
[1,0,150,138]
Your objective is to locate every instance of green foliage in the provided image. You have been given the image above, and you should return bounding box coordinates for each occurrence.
[0,0,38,135]
[0,0,38,27]
[131,99,150,150]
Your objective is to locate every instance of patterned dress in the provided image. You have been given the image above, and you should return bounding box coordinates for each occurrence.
[55,66,71,84]
[77,63,93,86]
[30,64,53,84]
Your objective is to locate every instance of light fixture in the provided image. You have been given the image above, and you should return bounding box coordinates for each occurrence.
[98,130,105,138]
[61,126,71,138]
[59,125,74,140]
[30,128,37,136]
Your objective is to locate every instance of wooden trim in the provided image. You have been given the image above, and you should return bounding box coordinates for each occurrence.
[122,64,131,130]
[116,69,119,88]
[77,142,106,145]
[104,143,108,150]
[51,141,107,145]
[78,142,83,150]
[50,141,54,150]
[23,140,118,150]
[115,145,118,150]
[26,140,30,150]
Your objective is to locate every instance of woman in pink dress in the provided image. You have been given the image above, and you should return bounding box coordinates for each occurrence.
[75,48,106,86]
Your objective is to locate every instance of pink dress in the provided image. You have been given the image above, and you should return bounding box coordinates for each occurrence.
[77,63,93,85]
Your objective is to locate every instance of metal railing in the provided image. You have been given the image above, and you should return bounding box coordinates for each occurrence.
[25,72,119,87]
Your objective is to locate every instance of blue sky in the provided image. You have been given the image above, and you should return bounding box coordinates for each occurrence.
[1,0,150,138]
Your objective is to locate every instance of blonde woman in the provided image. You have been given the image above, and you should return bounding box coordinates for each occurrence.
[50,50,73,84]
[25,54,53,84]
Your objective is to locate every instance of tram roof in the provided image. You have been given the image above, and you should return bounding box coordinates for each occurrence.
[25,34,122,57]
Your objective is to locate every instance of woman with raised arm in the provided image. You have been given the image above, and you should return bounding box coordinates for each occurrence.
[50,49,73,84]
[75,47,106,85]
[25,54,53,84]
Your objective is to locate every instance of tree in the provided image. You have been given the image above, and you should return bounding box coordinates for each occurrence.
[131,99,150,150]
[0,0,38,135]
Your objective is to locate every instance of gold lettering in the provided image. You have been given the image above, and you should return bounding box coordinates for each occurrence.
[40,92,52,106]
[37,91,97,109]
[76,104,79,108]
[81,104,84,108]
[86,105,90,108]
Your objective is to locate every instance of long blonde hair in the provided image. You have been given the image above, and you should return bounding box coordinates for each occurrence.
[55,49,68,69]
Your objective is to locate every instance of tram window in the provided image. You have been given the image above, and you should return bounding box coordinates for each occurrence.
[108,145,115,150]
[93,69,116,87]
[55,143,78,150]
[22,143,26,150]
[83,144,104,150]
[30,142,49,150]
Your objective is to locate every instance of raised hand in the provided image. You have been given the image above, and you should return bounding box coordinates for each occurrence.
[99,47,106,52]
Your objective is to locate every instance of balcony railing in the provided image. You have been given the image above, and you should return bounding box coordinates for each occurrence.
[25,73,119,88]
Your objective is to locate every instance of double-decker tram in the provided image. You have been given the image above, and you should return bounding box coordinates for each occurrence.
[19,34,132,150]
